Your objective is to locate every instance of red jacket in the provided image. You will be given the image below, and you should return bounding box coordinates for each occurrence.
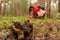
[32,7,40,17]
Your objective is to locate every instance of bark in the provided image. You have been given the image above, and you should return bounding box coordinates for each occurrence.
[0,3,1,14]
[38,0,45,6]
[1,0,6,16]
[46,0,51,18]
[58,0,60,13]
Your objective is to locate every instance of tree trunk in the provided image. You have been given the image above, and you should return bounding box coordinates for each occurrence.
[0,3,1,14]
[46,0,51,18]
[1,0,6,16]
[58,0,60,13]
[38,0,45,6]
[16,0,21,16]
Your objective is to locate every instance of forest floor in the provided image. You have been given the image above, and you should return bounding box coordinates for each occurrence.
[33,21,60,40]
[0,16,60,40]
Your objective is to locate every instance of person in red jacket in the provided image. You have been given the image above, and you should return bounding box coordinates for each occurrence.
[32,6,41,18]
[29,6,41,19]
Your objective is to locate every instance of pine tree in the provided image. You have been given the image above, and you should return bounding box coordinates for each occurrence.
[58,0,60,13]
[38,0,45,6]
[0,2,1,14]
[46,0,51,18]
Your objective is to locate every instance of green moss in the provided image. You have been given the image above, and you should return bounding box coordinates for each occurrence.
[0,15,60,29]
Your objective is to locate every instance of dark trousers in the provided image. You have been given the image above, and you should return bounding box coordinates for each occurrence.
[34,13,38,19]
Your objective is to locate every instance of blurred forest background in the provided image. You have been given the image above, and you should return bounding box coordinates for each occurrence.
[0,0,60,18]
[0,0,60,31]
[0,0,60,40]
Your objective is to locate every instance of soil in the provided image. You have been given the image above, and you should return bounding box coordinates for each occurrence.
[0,22,60,40]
